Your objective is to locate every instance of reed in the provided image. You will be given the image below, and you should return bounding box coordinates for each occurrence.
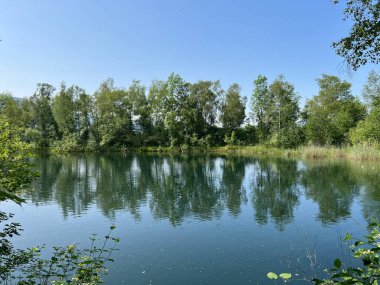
[135,145,380,161]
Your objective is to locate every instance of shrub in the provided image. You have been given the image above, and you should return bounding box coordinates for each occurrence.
[312,222,380,285]
[0,213,119,285]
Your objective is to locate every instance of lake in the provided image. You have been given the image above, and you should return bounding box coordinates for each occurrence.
[2,153,380,284]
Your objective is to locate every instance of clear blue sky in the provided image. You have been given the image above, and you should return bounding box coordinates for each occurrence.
[0,0,378,106]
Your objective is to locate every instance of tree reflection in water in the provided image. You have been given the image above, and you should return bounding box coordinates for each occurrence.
[24,154,380,228]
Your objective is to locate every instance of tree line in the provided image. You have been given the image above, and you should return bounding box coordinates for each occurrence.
[1,71,380,151]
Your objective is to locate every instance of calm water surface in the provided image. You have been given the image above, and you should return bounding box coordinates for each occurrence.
[2,154,380,284]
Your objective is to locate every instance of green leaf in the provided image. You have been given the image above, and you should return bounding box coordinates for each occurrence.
[344,233,352,241]
[267,272,278,280]
[334,258,342,269]
[279,273,292,279]
[354,241,364,246]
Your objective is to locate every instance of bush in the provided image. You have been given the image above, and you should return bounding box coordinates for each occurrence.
[0,213,119,285]
[312,222,380,285]
[224,131,237,146]
[52,134,82,153]
[349,107,380,146]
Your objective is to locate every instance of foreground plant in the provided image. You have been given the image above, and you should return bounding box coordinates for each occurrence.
[0,120,38,203]
[312,222,380,285]
[268,222,380,284]
[1,217,119,285]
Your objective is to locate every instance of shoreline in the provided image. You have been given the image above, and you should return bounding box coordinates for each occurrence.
[135,145,380,161]
[41,145,380,161]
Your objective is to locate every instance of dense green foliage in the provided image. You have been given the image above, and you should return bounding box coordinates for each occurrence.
[1,71,380,151]
[350,71,380,145]
[0,119,37,203]
[312,222,380,284]
[305,75,366,146]
[333,0,380,70]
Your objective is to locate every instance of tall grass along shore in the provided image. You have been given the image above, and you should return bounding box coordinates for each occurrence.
[133,145,380,161]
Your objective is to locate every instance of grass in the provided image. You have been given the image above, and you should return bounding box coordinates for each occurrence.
[134,145,380,161]
[299,145,380,161]
[44,143,380,161]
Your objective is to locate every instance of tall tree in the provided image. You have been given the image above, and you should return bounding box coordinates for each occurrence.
[52,83,92,145]
[125,80,152,144]
[186,80,220,138]
[363,70,380,108]
[93,78,133,146]
[268,75,302,148]
[148,73,190,146]
[250,75,273,142]
[30,83,58,147]
[18,98,34,131]
[305,75,366,145]
[220,83,246,131]
[148,79,169,145]
[0,93,20,127]
[76,90,92,144]
[164,73,190,145]
[52,83,77,138]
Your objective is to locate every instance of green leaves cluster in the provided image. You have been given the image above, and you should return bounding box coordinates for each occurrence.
[312,222,380,285]
[333,0,380,70]
[305,75,366,146]
[1,222,119,285]
[349,71,380,146]
[251,75,302,148]
[221,83,246,131]
[0,119,38,203]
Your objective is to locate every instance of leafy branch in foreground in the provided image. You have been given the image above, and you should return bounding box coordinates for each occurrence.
[333,0,380,70]
[0,120,38,204]
[267,222,380,284]
[1,220,119,285]
[312,222,380,285]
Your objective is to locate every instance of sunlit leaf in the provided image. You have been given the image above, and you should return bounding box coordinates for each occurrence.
[267,272,278,280]
[279,273,292,279]
[334,258,342,269]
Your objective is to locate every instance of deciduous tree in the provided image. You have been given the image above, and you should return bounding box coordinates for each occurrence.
[305,75,366,145]
[220,83,246,132]
[333,0,380,70]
